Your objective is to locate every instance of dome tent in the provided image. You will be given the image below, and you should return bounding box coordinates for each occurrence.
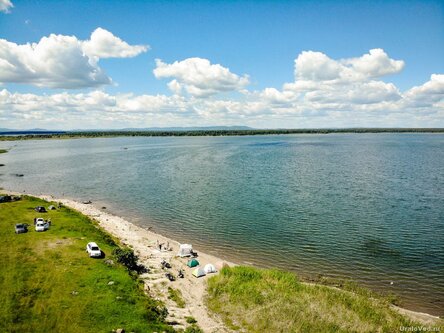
[177,244,193,257]
[204,263,217,274]
[192,267,206,278]
[187,258,199,268]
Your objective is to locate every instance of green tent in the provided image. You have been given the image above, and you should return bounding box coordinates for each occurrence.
[187,258,199,268]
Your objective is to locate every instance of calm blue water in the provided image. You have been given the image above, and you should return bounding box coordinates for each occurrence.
[1,134,443,315]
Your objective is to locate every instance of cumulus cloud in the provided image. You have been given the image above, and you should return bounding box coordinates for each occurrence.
[305,81,402,105]
[295,48,404,83]
[0,28,148,89]
[403,74,444,108]
[153,57,249,97]
[344,48,405,78]
[270,48,406,110]
[0,0,13,13]
[82,28,148,58]
[295,51,343,82]
[0,35,111,88]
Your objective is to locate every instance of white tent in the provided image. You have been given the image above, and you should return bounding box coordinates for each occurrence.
[204,263,217,274]
[192,267,206,278]
[177,244,193,257]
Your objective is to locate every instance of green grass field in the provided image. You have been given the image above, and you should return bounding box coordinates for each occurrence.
[0,195,172,333]
[207,266,425,333]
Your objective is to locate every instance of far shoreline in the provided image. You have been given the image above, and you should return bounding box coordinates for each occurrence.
[2,188,442,325]
[1,128,444,142]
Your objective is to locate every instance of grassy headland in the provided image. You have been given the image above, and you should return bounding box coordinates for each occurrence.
[1,128,444,141]
[206,266,430,333]
[0,195,172,333]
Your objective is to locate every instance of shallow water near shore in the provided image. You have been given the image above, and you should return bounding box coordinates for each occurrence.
[1,134,443,315]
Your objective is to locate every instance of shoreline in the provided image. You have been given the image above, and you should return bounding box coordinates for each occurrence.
[5,189,234,332]
[3,189,442,328]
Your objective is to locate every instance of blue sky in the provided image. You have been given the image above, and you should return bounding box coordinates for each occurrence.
[0,0,443,129]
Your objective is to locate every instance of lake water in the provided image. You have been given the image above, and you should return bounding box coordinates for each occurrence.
[1,134,443,315]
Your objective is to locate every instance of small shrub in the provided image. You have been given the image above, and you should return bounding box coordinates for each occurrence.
[168,287,186,308]
[184,324,203,333]
[101,233,117,246]
[112,248,146,273]
[185,316,197,324]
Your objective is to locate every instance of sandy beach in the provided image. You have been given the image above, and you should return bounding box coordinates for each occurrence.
[6,190,234,333]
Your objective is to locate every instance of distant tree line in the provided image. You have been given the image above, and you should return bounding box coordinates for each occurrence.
[1,128,443,141]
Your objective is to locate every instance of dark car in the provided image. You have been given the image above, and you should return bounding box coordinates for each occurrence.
[35,206,47,213]
[0,195,12,203]
[15,223,28,234]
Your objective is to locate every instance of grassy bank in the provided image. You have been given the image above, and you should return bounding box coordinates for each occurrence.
[207,266,424,333]
[0,195,172,333]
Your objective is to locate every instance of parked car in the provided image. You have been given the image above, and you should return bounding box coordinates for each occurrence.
[34,217,45,225]
[15,223,28,234]
[86,242,102,258]
[35,220,49,232]
[35,206,47,213]
[1,195,12,203]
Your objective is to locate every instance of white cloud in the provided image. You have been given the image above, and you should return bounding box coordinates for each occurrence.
[0,0,13,13]
[305,81,401,105]
[0,35,111,88]
[344,48,405,78]
[153,57,249,97]
[294,48,404,83]
[82,28,148,58]
[0,28,148,89]
[262,48,406,112]
[402,74,444,108]
[405,74,444,100]
[295,51,343,81]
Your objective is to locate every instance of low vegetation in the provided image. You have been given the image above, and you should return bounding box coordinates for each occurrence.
[207,266,420,333]
[168,287,186,308]
[182,325,204,333]
[112,247,147,274]
[0,195,172,333]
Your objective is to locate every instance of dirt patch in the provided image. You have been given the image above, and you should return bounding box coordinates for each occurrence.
[46,238,73,249]
[34,238,73,254]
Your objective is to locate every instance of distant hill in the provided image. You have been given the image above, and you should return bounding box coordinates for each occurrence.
[0,128,50,132]
[74,126,254,132]
[1,126,253,133]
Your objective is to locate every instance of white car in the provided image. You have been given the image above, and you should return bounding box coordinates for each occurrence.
[35,220,49,232]
[86,242,102,258]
